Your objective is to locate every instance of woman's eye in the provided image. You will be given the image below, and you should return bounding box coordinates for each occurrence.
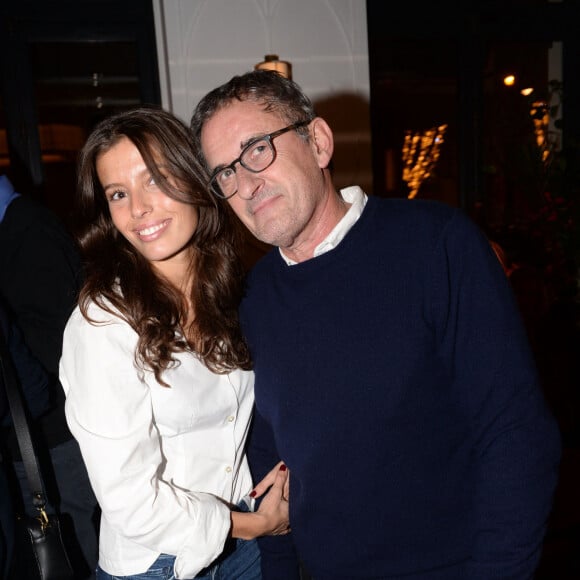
[148,173,161,187]
[109,190,126,201]
[147,172,168,190]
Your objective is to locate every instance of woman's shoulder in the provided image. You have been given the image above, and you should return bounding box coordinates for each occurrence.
[65,295,130,337]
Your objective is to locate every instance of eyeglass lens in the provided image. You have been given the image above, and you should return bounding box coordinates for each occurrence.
[210,121,308,199]
[213,138,274,198]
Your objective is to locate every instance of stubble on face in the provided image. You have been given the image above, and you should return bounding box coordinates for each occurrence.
[246,194,314,250]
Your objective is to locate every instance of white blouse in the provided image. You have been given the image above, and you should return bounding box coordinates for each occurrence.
[59,300,255,579]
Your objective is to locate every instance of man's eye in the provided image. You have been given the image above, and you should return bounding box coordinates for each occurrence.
[246,141,268,162]
[217,167,235,184]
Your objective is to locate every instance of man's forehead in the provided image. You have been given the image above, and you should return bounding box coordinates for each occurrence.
[202,102,281,158]
[209,99,277,131]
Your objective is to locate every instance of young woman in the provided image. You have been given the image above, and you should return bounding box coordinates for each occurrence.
[59,107,289,580]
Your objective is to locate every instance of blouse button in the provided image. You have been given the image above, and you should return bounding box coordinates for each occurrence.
[225,466,232,473]
[227,415,235,423]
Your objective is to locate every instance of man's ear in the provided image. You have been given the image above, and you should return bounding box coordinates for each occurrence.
[309,117,334,169]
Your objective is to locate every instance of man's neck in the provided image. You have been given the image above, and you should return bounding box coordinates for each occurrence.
[281,190,350,264]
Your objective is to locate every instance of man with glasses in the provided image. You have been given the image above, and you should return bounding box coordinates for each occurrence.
[190,70,561,580]
[208,120,309,201]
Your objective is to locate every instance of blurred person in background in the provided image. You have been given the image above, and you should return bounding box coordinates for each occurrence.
[0,295,50,577]
[0,173,99,578]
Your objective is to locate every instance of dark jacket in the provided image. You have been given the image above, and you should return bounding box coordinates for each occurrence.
[0,194,82,453]
[0,298,51,426]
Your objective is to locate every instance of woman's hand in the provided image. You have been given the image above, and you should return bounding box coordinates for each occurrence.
[253,463,290,535]
[230,463,291,539]
[250,460,290,502]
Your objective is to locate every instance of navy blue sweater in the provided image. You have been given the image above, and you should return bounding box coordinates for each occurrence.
[242,196,561,579]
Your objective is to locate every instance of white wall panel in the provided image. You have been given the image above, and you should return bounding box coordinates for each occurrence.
[154,0,371,191]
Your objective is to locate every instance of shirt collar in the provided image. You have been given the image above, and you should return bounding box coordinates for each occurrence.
[280,185,368,265]
[0,175,20,223]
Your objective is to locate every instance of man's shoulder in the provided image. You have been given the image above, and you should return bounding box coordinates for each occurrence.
[3,194,39,220]
[2,195,66,231]
[369,197,492,267]
[370,195,459,223]
[0,195,80,265]
[363,196,466,242]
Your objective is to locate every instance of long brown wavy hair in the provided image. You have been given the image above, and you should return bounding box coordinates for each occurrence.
[76,107,251,384]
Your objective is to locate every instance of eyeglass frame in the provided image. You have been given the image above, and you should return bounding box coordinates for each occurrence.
[208,120,310,199]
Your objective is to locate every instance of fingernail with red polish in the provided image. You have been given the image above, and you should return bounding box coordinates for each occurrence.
[249,490,257,497]
[279,464,287,471]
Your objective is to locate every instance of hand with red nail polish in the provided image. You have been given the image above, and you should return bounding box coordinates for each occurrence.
[230,460,291,539]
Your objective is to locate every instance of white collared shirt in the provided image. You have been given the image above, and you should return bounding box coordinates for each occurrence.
[280,185,368,265]
[60,301,254,579]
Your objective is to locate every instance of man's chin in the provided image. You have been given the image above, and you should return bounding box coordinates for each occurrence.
[248,214,296,248]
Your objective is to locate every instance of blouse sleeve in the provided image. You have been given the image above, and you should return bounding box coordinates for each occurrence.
[59,305,231,578]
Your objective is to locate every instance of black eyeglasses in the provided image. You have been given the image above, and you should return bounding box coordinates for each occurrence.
[208,121,309,199]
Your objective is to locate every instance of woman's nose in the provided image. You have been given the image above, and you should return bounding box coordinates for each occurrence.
[130,192,153,218]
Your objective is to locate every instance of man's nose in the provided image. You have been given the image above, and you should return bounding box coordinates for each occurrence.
[236,166,264,200]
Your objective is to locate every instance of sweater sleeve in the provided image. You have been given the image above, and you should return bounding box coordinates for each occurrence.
[247,407,301,579]
[59,306,231,579]
[431,210,561,579]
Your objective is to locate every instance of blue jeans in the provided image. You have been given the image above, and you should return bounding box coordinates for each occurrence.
[96,500,261,580]
[95,538,261,579]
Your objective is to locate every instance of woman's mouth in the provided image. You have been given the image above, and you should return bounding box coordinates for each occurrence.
[136,219,170,238]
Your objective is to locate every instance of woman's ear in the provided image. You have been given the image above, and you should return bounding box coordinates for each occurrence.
[309,117,334,169]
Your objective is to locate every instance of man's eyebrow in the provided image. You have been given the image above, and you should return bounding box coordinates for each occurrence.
[240,132,267,150]
[210,133,267,174]
[210,162,229,174]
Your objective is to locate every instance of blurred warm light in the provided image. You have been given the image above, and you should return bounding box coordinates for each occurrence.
[529,100,551,162]
[255,55,292,79]
[402,124,448,199]
[521,87,534,96]
[503,75,516,86]
[0,125,84,166]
